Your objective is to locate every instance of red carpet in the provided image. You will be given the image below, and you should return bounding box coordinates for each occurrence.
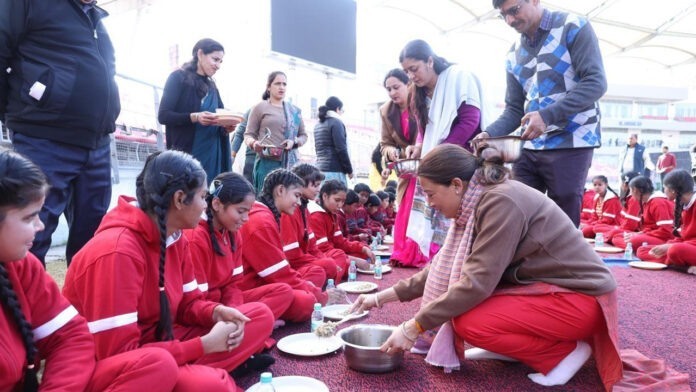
[237,264,694,391]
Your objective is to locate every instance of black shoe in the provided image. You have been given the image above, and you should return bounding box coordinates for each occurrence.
[230,353,276,378]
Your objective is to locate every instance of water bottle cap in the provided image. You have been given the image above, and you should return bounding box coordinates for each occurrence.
[350,259,356,266]
[260,372,272,383]
[327,279,334,286]
[313,303,322,310]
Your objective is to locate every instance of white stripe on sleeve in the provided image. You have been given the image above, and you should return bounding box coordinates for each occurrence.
[183,279,198,293]
[232,266,243,276]
[88,312,138,334]
[33,305,79,341]
[258,260,289,277]
[656,220,673,226]
[198,283,209,292]
[316,237,328,244]
[283,242,300,251]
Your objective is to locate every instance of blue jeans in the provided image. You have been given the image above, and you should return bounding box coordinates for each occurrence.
[322,172,348,187]
[12,133,112,265]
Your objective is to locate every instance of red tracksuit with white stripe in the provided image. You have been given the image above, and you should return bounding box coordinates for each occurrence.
[185,219,293,320]
[593,196,641,244]
[239,202,327,322]
[64,196,273,392]
[581,192,622,238]
[2,253,178,392]
[610,193,675,249]
[281,202,349,282]
[580,189,596,224]
[638,193,696,266]
[308,201,366,259]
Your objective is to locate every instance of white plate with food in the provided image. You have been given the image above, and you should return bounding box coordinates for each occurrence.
[374,250,391,258]
[628,261,668,270]
[374,244,390,251]
[322,304,368,321]
[585,238,595,243]
[594,245,623,253]
[337,281,378,294]
[276,333,342,357]
[246,376,329,392]
[382,235,394,245]
[357,265,392,275]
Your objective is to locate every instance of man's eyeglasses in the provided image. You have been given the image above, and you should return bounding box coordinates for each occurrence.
[498,2,523,19]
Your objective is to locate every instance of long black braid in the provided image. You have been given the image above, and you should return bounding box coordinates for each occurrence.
[619,171,640,208]
[663,170,695,237]
[136,151,206,341]
[629,176,654,229]
[258,169,304,229]
[291,164,325,243]
[0,149,48,392]
[206,173,255,256]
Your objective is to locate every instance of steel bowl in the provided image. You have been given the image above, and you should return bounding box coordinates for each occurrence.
[471,136,522,163]
[337,324,403,373]
[389,158,420,178]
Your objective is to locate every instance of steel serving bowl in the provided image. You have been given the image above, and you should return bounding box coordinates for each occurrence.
[471,135,522,163]
[338,324,403,373]
[389,158,420,178]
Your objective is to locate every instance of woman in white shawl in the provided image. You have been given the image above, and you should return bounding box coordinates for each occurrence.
[396,39,491,270]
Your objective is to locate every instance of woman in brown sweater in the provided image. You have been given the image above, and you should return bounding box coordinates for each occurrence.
[352,144,622,390]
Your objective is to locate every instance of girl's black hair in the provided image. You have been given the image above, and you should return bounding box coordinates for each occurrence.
[207,172,255,256]
[262,71,286,100]
[181,38,224,98]
[366,194,381,207]
[345,190,360,205]
[376,190,389,201]
[398,39,452,131]
[136,150,206,341]
[628,175,654,227]
[387,191,396,203]
[291,164,324,242]
[258,169,304,228]
[386,180,398,189]
[0,149,47,392]
[353,183,372,195]
[318,180,348,210]
[371,143,385,173]
[383,68,409,86]
[318,96,343,123]
[620,171,640,207]
[384,186,397,195]
[663,169,695,236]
[592,175,620,199]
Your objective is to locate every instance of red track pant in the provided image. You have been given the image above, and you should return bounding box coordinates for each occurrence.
[280,289,319,322]
[637,241,696,266]
[243,283,294,320]
[87,347,179,392]
[295,263,327,287]
[173,302,274,372]
[453,292,604,374]
[611,232,667,249]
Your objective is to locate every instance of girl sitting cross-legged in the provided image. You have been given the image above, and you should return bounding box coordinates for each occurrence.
[580,175,621,238]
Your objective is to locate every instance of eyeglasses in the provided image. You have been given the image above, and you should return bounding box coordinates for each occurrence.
[498,1,523,19]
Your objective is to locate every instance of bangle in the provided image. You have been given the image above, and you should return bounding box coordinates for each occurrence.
[401,322,417,342]
[192,113,198,122]
[414,319,425,334]
[374,293,381,308]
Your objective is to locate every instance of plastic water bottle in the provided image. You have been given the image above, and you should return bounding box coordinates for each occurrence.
[623,242,633,260]
[594,233,604,248]
[376,232,383,245]
[348,260,357,282]
[370,236,377,251]
[310,303,323,332]
[257,372,276,392]
[326,278,335,290]
[374,256,383,280]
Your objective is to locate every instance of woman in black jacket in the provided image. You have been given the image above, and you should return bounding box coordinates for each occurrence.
[158,38,232,184]
[313,96,353,185]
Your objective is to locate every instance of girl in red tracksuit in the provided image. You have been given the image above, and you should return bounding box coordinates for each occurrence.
[579,188,596,224]
[0,149,178,392]
[610,175,675,250]
[309,180,375,268]
[64,151,274,392]
[239,169,327,322]
[184,172,294,320]
[637,170,696,269]
[580,176,621,238]
[282,164,349,282]
[593,171,641,245]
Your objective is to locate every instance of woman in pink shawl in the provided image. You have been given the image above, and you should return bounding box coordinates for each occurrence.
[352,144,622,390]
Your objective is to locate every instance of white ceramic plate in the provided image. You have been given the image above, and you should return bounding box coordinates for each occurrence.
[594,245,623,253]
[374,250,391,257]
[383,236,394,244]
[357,265,393,275]
[276,333,342,357]
[322,304,368,321]
[337,281,378,293]
[246,376,329,392]
[628,261,668,270]
[585,238,595,243]
[375,244,390,251]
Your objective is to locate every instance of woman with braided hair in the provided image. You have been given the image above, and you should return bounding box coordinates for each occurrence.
[636,170,696,272]
[64,150,273,391]
[0,149,178,391]
[609,175,675,250]
[185,172,293,320]
[281,164,350,283]
[239,168,327,322]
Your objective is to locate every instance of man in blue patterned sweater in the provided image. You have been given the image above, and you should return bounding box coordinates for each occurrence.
[479,0,607,227]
